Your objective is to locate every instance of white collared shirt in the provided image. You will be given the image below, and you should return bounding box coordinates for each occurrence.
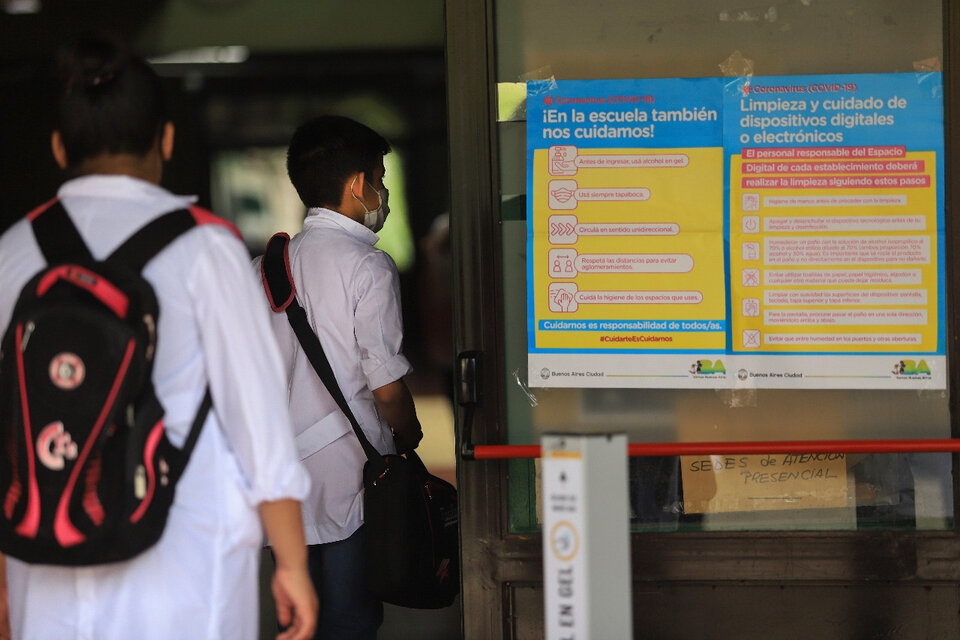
[253,207,412,545]
[0,175,310,640]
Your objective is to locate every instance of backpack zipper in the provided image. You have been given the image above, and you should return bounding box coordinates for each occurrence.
[20,322,36,352]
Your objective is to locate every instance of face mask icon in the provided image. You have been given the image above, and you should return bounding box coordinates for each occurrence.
[548,180,579,210]
[551,187,575,204]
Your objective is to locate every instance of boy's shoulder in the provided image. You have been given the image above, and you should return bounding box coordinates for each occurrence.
[295,226,397,278]
[298,223,383,257]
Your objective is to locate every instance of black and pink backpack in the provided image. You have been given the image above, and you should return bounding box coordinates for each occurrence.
[0,199,215,565]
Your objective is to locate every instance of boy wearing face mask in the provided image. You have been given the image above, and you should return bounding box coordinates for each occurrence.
[253,116,423,640]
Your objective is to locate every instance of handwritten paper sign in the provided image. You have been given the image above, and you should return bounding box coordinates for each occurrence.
[680,453,849,513]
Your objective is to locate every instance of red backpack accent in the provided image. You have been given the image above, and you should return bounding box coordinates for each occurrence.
[188,205,242,240]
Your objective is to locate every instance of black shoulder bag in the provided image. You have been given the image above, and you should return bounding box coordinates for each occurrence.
[260,232,459,609]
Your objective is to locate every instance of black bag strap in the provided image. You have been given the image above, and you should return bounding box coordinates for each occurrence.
[170,387,213,475]
[106,208,197,272]
[30,200,198,275]
[106,208,209,468]
[30,200,94,264]
[261,233,385,468]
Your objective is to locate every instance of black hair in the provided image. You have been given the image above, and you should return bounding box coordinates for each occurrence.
[286,115,391,209]
[55,33,166,167]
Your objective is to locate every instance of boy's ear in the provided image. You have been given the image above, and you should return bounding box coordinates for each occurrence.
[51,130,69,169]
[350,171,366,198]
[161,122,175,161]
[339,171,365,210]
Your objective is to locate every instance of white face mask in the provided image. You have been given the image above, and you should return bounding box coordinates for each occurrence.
[351,176,390,232]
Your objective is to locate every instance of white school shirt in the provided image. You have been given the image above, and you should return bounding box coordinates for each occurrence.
[0,175,310,640]
[253,207,412,545]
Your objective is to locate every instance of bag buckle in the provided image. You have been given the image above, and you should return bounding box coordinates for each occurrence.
[373,466,390,486]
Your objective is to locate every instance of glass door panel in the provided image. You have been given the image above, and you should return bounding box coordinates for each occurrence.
[492,0,951,532]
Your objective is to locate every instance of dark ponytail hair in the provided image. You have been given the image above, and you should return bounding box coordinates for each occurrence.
[55,33,166,167]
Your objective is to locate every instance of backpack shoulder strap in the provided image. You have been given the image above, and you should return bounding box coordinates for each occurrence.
[260,233,384,468]
[107,205,242,273]
[105,209,217,460]
[186,205,242,240]
[169,387,213,473]
[106,209,197,273]
[29,199,94,264]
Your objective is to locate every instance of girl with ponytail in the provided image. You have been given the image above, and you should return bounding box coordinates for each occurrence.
[0,33,317,640]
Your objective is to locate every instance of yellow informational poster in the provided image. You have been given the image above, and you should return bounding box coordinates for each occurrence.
[725,74,944,388]
[527,78,732,388]
[531,145,725,353]
[527,74,945,389]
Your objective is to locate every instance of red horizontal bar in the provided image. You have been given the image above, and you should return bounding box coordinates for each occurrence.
[474,445,543,459]
[472,439,960,460]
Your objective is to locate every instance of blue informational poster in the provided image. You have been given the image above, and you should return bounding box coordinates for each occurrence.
[526,73,945,389]
[723,73,945,388]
